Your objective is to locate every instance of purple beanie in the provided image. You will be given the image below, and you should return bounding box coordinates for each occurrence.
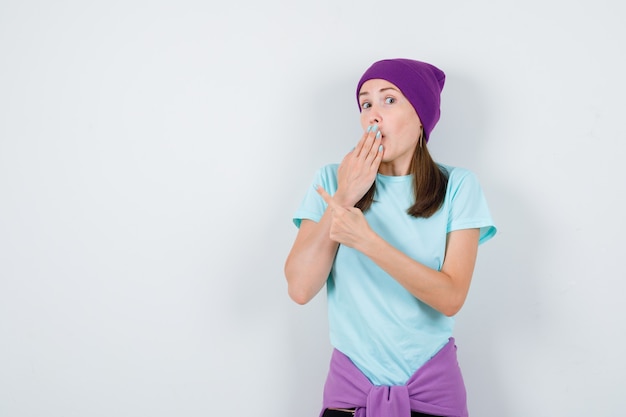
[356,58,446,142]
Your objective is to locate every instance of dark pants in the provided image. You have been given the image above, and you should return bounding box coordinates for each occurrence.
[322,409,441,417]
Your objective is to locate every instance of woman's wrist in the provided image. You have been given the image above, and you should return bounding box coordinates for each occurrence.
[354,226,380,255]
[332,189,358,208]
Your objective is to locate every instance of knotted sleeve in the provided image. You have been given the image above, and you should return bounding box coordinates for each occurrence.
[320,339,468,417]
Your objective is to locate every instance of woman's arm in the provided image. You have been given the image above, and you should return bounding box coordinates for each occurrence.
[285,127,384,305]
[284,213,338,305]
[316,186,480,316]
[360,228,479,317]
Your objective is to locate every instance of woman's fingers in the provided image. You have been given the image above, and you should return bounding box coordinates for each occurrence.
[353,128,370,157]
[334,124,383,206]
[365,131,382,166]
[316,185,338,209]
[360,125,377,158]
[316,186,369,248]
[373,141,384,167]
[355,124,378,158]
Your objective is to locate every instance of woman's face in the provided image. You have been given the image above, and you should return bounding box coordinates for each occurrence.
[358,78,422,175]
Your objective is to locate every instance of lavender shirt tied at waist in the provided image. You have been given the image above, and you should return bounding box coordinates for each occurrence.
[320,338,468,417]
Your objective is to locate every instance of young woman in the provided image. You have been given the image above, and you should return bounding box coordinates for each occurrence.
[285,58,496,417]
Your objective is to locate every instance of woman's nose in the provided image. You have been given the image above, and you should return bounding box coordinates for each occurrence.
[369,109,381,125]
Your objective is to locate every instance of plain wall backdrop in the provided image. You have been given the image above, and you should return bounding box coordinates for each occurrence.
[1,1,625,416]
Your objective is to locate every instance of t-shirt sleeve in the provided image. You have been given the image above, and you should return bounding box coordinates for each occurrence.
[293,165,338,228]
[446,169,497,245]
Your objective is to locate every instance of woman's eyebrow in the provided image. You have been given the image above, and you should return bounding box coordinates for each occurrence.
[359,87,400,97]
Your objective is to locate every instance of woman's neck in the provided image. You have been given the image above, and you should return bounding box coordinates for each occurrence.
[378,160,411,176]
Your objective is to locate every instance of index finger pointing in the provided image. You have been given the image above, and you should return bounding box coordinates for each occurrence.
[315,185,337,208]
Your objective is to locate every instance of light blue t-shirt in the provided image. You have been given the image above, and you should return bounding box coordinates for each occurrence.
[293,164,496,386]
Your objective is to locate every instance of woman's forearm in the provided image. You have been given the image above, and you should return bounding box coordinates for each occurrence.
[356,228,479,316]
[284,210,339,305]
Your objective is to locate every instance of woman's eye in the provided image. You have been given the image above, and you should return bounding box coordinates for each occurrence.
[385,97,396,104]
[361,102,371,109]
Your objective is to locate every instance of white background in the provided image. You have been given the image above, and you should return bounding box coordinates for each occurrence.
[1,1,625,416]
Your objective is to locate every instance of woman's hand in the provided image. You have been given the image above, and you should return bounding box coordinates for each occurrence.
[283,126,383,305]
[318,179,481,315]
[334,125,383,207]
[316,186,374,250]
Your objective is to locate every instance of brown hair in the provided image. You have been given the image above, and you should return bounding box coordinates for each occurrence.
[355,131,448,218]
